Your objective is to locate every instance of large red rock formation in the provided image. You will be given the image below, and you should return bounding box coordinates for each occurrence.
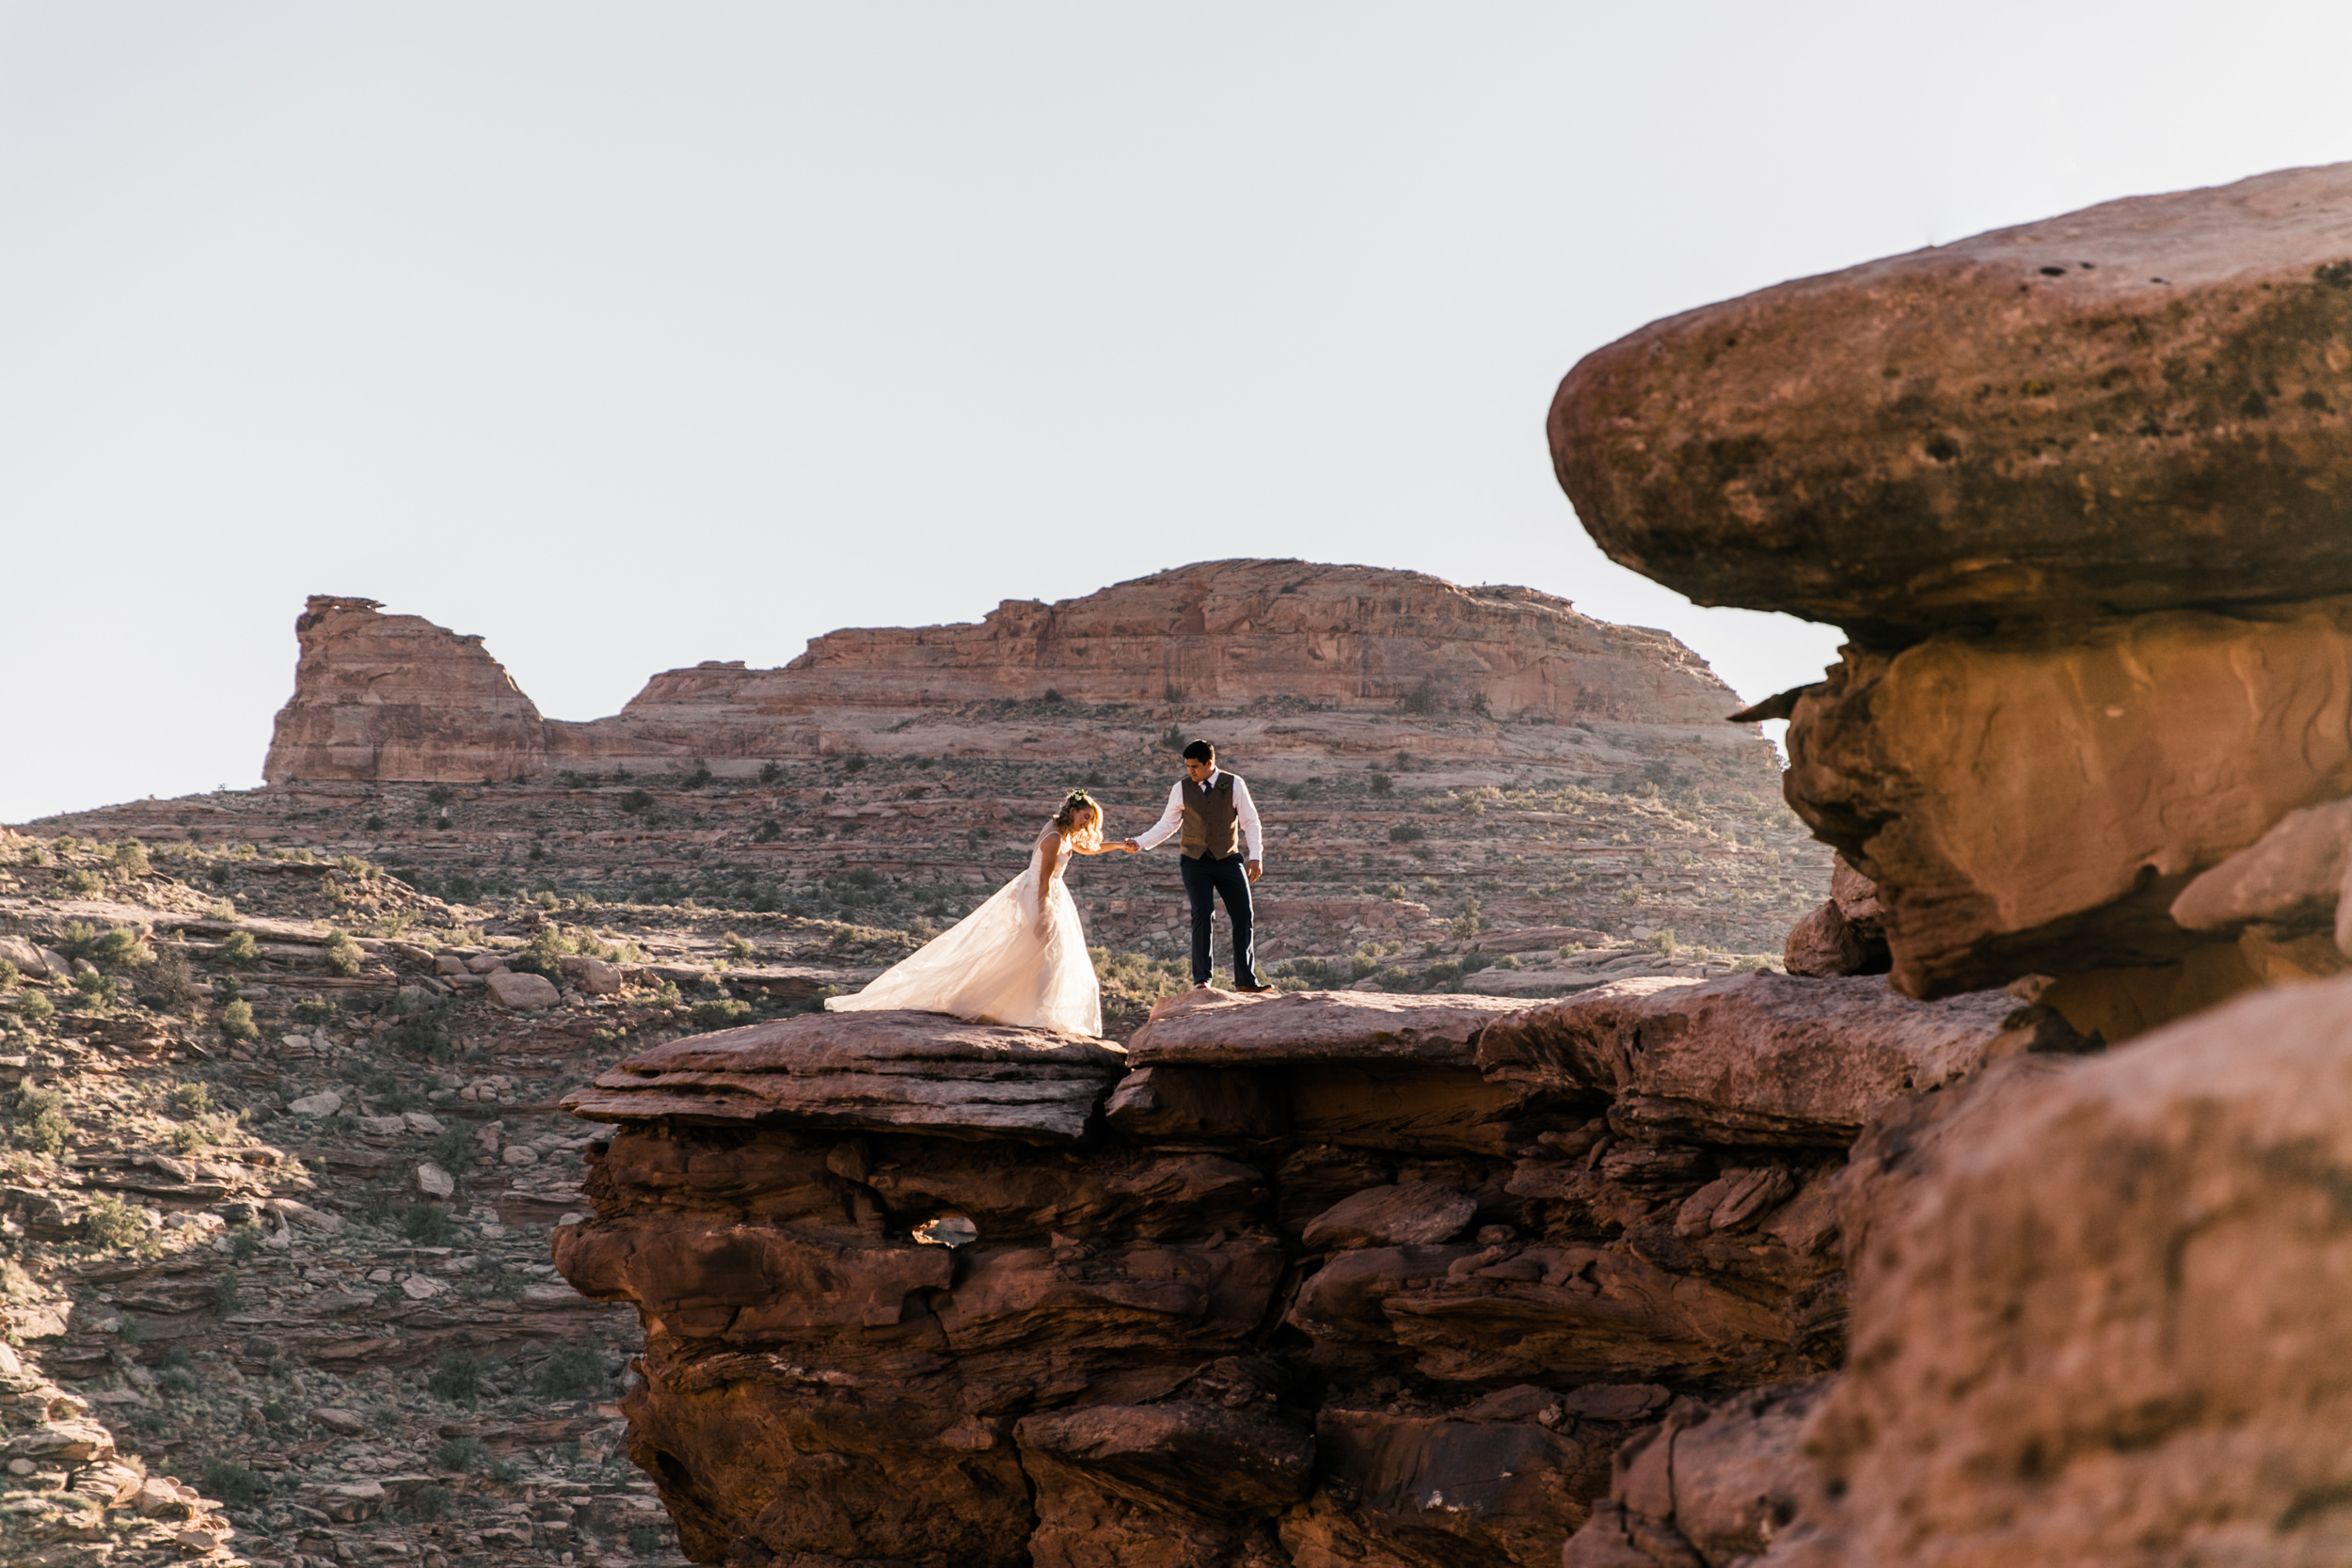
[1548,164,2352,1016]
[264,560,1749,784]
[266,595,548,784]
[1549,162,2352,642]
[552,980,2032,1567]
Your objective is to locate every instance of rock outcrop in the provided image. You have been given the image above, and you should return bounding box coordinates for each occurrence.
[263,560,1753,784]
[551,979,2031,1566]
[1550,163,2352,1020]
[1774,974,2352,1565]
[1549,161,2352,641]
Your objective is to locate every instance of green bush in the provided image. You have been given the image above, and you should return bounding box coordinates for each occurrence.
[215,1271,242,1313]
[1388,823,1423,842]
[10,1085,70,1154]
[216,930,260,968]
[402,1204,457,1245]
[1649,927,1678,958]
[535,1341,610,1401]
[723,932,754,962]
[429,1352,482,1405]
[199,1457,259,1508]
[94,928,152,968]
[83,1194,152,1251]
[691,997,752,1029]
[294,994,338,1026]
[15,990,53,1023]
[435,1435,483,1470]
[1370,772,1394,796]
[0,959,14,991]
[70,972,119,1011]
[408,1483,452,1520]
[229,1226,263,1260]
[628,1526,666,1555]
[218,999,258,1041]
[168,1082,213,1118]
[135,955,204,1014]
[57,869,103,896]
[322,931,363,977]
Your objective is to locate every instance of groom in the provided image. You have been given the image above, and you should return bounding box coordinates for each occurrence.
[1121,740,1268,991]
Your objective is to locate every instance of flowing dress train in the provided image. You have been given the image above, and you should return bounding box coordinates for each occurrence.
[824,830,1102,1036]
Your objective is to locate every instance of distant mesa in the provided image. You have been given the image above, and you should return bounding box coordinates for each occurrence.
[263,559,1747,785]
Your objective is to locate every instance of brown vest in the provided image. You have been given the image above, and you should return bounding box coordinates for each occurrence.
[1181,773,1242,860]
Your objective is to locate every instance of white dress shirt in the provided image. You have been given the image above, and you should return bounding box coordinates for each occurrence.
[1135,768,1263,862]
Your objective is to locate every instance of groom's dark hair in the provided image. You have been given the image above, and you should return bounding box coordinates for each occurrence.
[1181,740,1216,763]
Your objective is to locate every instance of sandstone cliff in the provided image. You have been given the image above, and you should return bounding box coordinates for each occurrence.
[264,561,1745,784]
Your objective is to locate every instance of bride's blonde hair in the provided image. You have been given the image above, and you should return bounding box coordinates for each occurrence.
[1052,789,1104,849]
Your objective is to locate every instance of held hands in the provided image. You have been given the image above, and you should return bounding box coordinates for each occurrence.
[1115,839,1141,853]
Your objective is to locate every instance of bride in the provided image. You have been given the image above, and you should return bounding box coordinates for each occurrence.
[825,789,1134,1036]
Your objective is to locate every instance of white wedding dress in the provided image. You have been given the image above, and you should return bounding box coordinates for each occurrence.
[825,828,1102,1036]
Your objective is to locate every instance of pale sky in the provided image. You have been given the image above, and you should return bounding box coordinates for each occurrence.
[7,3,2349,822]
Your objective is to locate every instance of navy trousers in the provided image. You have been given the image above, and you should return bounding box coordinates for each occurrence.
[1181,852,1257,987]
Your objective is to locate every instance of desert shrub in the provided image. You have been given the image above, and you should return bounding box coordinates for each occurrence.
[215,930,260,968]
[229,1226,263,1260]
[1369,772,1394,796]
[10,1085,70,1155]
[429,1352,482,1406]
[758,761,783,784]
[435,1435,483,1469]
[426,785,456,807]
[294,994,338,1025]
[94,928,152,968]
[628,1526,666,1555]
[1648,927,1678,958]
[535,1341,610,1401]
[215,1271,242,1313]
[70,972,119,1011]
[1459,951,1493,976]
[57,869,103,896]
[113,841,151,879]
[1388,823,1423,842]
[408,1483,452,1520]
[1398,682,1435,715]
[843,755,868,773]
[691,998,752,1029]
[681,762,713,789]
[167,1083,212,1118]
[15,990,54,1023]
[218,999,258,1041]
[1375,966,1412,990]
[199,1457,259,1508]
[83,1195,152,1251]
[402,1204,457,1245]
[322,931,363,976]
[0,959,14,991]
[135,955,204,1014]
[723,932,754,962]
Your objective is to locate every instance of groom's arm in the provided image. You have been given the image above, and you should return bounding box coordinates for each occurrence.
[1232,776,1264,876]
[1128,781,1185,852]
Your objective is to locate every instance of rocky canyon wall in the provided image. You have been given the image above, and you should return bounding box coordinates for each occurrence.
[263,561,1746,785]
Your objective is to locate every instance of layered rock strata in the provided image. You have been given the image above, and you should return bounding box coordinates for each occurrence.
[265,561,1753,785]
[553,978,2034,1566]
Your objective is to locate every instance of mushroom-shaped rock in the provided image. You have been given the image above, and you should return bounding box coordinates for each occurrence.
[1549,162,2352,641]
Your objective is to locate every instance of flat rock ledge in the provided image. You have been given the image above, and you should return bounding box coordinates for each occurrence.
[1125,987,1526,1066]
[562,1009,1129,1142]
